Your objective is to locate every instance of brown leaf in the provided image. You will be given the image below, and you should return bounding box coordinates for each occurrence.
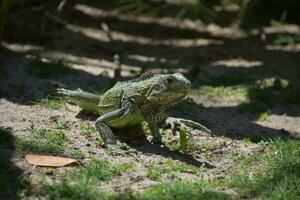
[25,154,77,167]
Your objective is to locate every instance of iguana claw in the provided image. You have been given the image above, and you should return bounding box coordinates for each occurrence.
[165,117,212,135]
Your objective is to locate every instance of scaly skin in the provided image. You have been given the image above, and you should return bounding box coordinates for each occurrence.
[58,72,211,154]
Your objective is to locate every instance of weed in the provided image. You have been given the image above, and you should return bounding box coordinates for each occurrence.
[257,110,271,122]
[72,150,85,159]
[242,137,252,145]
[27,56,73,78]
[179,126,187,153]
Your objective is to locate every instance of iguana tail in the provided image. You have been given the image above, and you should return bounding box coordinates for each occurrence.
[57,88,100,113]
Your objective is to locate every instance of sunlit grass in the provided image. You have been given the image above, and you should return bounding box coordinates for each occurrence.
[228,139,300,199]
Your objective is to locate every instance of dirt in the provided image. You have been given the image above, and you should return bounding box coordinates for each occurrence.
[0,1,300,197]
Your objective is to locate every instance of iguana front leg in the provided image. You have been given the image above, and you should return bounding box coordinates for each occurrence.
[165,117,212,135]
[148,123,162,144]
[95,102,136,154]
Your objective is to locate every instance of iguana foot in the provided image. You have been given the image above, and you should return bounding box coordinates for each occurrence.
[107,144,137,156]
[165,117,212,135]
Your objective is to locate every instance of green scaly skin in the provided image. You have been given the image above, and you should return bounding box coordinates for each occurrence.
[58,73,211,154]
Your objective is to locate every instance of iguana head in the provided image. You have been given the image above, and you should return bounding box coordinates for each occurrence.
[145,73,191,106]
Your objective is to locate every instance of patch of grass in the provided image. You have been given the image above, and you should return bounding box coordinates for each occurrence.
[43,158,135,199]
[36,97,64,110]
[56,120,70,130]
[27,56,73,78]
[273,34,300,45]
[228,139,300,199]
[17,129,69,155]
[72,150,85,159]
[147,158,203,181]
[251,78,298,105]
[142,180,232,200]
[196,85,248,101]
[229,149,247,162]
[45,178,232,200]
[35,129,68,145]
[17,140,64,155]
[238,77,299,118]
[44,181,104,200]
[204,75,251,86]
[71,158,134,182]
[79,123,96,137]
[257,110,271,122]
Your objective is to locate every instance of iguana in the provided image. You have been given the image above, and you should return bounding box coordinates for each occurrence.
[57,72,211,154]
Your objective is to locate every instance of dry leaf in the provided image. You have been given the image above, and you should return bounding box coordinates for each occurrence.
[25,154,77,167]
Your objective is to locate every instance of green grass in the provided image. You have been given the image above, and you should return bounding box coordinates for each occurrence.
[273,34,300,45]
[26,56,73,78]
[70,158,134,182]
[228,139,300,199]
[197,77,299,118]
[43,158,135,199]
[79,123,96,137]
[44,181,105,200]
[196,85,248,101]
[17,128,69,155]
[72,150,85,159]
[36,97,64,110]
[56,120,70,130]
[257,110,271,121]
[44,177,232,200]
[147,158,204,181]
[195,75,299,118]
[233,77,300,120]
[142,181,232,200]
